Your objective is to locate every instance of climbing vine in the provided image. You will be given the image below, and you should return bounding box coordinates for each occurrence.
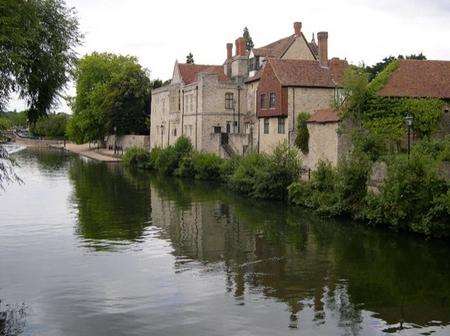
[295,112,309,154]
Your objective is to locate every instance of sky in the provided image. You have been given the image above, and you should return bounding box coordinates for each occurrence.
[8,0,450,113]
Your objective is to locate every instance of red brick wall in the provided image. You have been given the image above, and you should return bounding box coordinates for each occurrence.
[257,63,287,118]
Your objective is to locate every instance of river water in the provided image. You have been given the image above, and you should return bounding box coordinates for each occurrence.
[0,147,449,336]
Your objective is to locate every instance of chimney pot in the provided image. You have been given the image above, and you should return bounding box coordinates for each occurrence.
[294,22,302,37]
[317,31,328,66]
[227,43,233,60]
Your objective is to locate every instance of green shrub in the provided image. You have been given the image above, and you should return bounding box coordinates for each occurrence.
[175,155,196,178]
[252,142,301,200]
[362,153,449,236]
[219,155,241,180]
[155,137,193,175]
[229,153,269,195]
[122,147,150,168]
[192,152,224,180]
[412,136,450,162]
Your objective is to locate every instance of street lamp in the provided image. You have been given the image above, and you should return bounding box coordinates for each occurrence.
[405,114,413,158]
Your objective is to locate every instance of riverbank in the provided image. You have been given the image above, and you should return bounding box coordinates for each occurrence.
[53,143,121,162]
[13,137,121,162]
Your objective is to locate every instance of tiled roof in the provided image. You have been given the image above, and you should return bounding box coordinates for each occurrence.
[308,40,319,58]
[252,35,296,58]
[378,60,450,99]
[178,63,228,85]
[268,59,337,87]
[308,108,340,123]
[328,58,349,86]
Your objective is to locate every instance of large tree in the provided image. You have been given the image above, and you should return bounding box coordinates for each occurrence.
[0,0,81,123]
[67,53,151,144]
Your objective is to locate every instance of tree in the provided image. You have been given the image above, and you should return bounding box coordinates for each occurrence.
[0,0,82,123]
[365,53,426,81]
[243,27,254,51]
[31,113,69,139]
[186,53,194,64]
[67,53,151,144]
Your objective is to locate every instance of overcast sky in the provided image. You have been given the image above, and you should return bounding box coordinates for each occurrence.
[8,0,450,113]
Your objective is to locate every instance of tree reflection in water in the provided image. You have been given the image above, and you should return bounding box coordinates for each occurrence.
[0,300,27,336]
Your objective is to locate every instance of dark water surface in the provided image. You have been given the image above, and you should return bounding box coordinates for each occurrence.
[1,147,450,336]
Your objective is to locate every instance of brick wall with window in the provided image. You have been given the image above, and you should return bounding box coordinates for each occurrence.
[256,62,287,118]
[225,92,234,109]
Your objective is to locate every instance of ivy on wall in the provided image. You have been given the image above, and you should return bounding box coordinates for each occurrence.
[342,61,444,154]
[295,112,310,154]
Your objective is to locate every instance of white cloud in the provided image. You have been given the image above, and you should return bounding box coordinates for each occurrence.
[7,0,450,113]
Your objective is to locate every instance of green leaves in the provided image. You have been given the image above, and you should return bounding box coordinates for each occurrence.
[68,53,151,144]
[0,0,81,122]
[295,112,309,154]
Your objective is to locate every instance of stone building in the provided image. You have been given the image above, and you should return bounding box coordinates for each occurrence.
[150,21,348,166]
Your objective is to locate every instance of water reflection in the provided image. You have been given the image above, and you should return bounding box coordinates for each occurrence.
[3,148,448,335]
[149,177,450,334]
[68,160,151,251]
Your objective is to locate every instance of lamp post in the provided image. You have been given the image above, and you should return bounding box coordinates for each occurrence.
[405,114,413,158]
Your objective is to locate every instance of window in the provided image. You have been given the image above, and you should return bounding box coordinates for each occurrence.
[190,95,194,112]
[263,118,269,134]
[172,128,177,137]
[225,93,234,110]
[260,94,268,109]
[269,93,277,108]
[278,117,285,134]
[213,126,222,134]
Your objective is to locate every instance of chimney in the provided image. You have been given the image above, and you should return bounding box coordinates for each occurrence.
[294,22,302,37]
[317,31,328,66]
[235,37,246,57]
[226,43,233,60]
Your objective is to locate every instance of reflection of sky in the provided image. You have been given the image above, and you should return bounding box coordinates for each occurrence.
[1,150,450,335]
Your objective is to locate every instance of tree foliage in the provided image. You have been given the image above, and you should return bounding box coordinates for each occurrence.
[243,27,254,51]
[365,53,426,81]
[0,0,81,122]
[186,53,194,64]
[67,53,151,144]
[31,113,68,139]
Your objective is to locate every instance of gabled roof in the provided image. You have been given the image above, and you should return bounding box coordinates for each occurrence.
[253,35,296,58]
[267,59,338,88]
[378,60,450,99]
[308,108,340,123]
[177,63,228,85]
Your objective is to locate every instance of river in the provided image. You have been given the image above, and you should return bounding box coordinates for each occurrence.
[0,147,449,336]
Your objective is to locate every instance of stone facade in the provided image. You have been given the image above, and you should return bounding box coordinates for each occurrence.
[151,21,346,163]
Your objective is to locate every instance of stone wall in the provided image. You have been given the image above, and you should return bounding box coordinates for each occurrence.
[106,135,150,150]
[150,87,170,149]
[303,122,339,169]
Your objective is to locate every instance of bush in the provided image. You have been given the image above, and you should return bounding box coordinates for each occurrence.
[361,152,449,236]
[252,142,301,200]
[229,152,269,195]
[191,152,223,180]
[219,155,241,180]
[289,154,370,217]
[122,147,150,168]
[154,137,193,175]
[229,142,300,200]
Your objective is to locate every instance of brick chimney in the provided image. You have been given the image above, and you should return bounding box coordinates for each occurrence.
[226,43,233,60]
[294,22,302,37]
[235,37,246,57]
[317,31,328,66]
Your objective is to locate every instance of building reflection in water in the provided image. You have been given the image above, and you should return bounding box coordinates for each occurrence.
[149,177,450,334]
